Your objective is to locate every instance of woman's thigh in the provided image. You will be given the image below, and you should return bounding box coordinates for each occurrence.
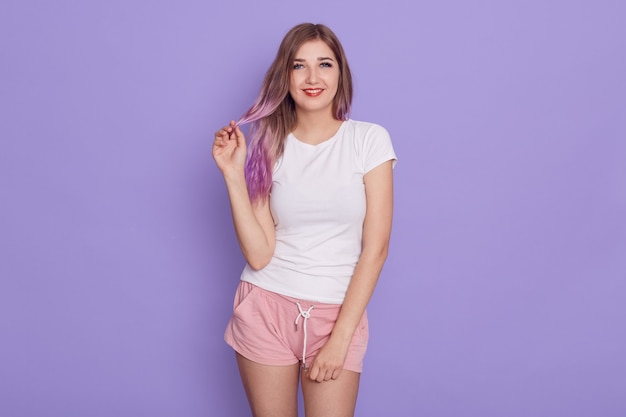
[301,369,360,417]
[236,353,300,417]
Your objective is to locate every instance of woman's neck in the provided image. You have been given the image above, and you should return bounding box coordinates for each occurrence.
[292,110,344,145]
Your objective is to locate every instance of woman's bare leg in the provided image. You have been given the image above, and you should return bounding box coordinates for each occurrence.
[301,369,360,417]
[236,353,301,417]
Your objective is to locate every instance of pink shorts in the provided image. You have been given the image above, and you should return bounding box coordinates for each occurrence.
[224,281,369,373]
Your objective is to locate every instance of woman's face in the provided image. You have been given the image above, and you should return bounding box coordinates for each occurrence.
[289,39,340,116]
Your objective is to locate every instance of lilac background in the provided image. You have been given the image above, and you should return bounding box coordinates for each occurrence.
[1,1,625,416]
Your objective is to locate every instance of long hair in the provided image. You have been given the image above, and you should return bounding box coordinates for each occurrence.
[237,23,353,203]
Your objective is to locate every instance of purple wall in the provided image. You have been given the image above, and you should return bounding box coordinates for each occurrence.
[1,1,624,416]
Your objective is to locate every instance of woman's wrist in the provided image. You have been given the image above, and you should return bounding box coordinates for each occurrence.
[330,324,358,345]
[223,168,246,186]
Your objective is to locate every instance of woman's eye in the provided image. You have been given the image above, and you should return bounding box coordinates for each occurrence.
[320,62,332,68]
[293,63,304,69]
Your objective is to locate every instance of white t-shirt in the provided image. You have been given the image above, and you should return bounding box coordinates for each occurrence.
[240,119,397,304]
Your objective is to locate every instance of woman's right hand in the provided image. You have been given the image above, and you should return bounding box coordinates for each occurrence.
[212,120,276,269]
[212,120,247,177]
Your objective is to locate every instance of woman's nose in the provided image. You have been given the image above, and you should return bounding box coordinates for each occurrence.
[305,68,318,84]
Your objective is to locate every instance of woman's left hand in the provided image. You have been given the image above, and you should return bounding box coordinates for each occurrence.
[306,337,350,382]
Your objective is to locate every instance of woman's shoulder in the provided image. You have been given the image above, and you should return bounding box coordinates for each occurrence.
[343,120,396,171]
[345,119,389,133]
[343,119,391,143]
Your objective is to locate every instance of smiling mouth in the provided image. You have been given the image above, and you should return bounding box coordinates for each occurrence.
[303,89,323,97]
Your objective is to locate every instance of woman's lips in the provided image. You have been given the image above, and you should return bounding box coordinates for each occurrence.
[303,88,323,97]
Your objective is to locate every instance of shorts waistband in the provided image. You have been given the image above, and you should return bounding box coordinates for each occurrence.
[244,281,342,310]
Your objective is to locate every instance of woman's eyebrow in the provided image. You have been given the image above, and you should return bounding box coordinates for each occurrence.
[293,57,336,62]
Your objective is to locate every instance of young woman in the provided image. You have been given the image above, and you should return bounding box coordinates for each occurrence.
[212,23,397,417]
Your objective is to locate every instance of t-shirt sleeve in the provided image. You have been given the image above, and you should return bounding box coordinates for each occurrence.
[361,124,398,174]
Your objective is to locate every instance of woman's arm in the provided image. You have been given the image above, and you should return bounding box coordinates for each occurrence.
[213,121,276,270]
[307,159,394,382]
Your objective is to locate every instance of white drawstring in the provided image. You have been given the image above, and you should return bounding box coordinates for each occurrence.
[295,302,314,369]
